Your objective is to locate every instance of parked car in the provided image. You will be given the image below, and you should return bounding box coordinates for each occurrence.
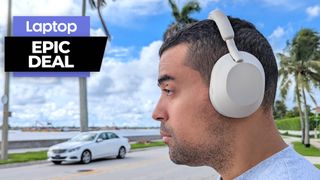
[47,131,130,164]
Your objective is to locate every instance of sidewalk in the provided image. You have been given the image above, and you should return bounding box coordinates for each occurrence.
[282,136,320,164]
[8,147,48,154]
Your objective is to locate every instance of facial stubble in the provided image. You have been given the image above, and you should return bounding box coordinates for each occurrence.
[162,102,234,173]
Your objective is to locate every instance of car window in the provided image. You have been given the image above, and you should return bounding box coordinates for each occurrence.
[108,132,119,139]
[70,133,97,142]
[97,133,108,140]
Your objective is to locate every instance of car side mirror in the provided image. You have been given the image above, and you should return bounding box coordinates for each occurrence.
[96,138,103,143]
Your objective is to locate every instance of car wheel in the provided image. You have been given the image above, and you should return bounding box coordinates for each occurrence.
[52,161,62,165]
[117,147,126,159]
[81,150,92,164]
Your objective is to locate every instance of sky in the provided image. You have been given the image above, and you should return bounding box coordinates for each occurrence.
[0,0,319,127]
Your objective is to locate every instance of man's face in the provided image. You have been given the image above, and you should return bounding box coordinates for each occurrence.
[152,44,233,167]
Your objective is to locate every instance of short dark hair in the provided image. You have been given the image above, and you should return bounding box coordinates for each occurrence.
[159,17,278,112]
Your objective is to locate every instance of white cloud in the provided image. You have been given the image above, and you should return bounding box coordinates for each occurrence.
[0,0,81,26]
[87,0,167,27]
[86,41,162,127]
[90,28,105,36]
[87,0,219,27]
[306,5,320,19]
[107,46,135,58]
[269,26,285,39]
[268,26,293,53]
[90,32,135,59]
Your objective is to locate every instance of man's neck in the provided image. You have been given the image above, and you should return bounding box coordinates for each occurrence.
[218,110,288,180]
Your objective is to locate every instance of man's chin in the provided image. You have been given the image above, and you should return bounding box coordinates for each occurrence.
[169,151,183,165]
[168,147,200,166]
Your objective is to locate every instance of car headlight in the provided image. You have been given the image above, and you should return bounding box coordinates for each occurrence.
[68,147,81,153]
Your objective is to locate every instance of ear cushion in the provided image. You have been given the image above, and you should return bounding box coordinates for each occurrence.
[209,51,265,118]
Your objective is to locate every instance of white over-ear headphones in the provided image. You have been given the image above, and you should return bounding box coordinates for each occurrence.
[208,10,265,118]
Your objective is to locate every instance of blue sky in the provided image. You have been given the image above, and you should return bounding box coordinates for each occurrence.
[0,0,320,127]
[106,0,320,54]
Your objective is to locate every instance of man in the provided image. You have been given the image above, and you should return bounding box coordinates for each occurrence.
[152,10,320,180]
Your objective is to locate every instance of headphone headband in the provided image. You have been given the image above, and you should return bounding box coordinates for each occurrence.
[208,10,243,62]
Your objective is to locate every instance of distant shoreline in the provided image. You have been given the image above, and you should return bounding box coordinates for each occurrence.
[0,129,160,141]
[1,126,160,132]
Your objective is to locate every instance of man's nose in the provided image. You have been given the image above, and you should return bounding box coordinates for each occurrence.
[152,100,168,122]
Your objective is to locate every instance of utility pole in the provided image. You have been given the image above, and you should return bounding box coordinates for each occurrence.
[1,0,12,160]
[79,0,88,132]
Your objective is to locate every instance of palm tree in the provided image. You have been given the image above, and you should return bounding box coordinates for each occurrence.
[77,0,89,132]
[78,0,113,132]
[278,28,320,147]
[89,0,113,39]
[163,0,201,40]
[1,0,12,160]
[273,100,287,119]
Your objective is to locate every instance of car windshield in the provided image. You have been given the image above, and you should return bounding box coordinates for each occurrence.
[69,133,97,142]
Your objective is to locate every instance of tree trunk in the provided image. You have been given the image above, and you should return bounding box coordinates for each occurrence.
[302,87,310,147]
[79,0,89,132]
[1,0,12,161]
[295,76,305,144]
[97,2,111,39]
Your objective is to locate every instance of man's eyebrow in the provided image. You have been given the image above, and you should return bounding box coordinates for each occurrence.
[158,74,175,86]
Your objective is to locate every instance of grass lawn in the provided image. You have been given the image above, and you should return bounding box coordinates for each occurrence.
[292,142,320,157]
[0,141,166,165]
[315,164,320,169]
[131,141,166,149]
[0,151,47,165]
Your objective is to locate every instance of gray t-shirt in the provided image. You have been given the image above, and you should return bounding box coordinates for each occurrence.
[217,146,320,180]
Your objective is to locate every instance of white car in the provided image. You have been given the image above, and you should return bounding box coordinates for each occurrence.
[47,131,130,164]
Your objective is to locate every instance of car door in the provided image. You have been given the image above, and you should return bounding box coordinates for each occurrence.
[107,132,121,155]
[95,133,110,158]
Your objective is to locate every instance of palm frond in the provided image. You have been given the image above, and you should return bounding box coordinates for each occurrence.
[309,93,318,107]
[309,72,320,84]
[305,60,320,73]
[164,0,201,40]
[280,77,291,100]
[89,0,96,8]
[89,0,112,38]
[291,28,320,61]
[181,1,201,23]
[89,0,107,8]
[168,0,181,22]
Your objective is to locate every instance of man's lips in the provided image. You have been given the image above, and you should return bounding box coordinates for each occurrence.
[160,130,171,143]
[160,130,171,137]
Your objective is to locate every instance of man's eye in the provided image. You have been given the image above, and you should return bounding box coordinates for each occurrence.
[163,89,173,96]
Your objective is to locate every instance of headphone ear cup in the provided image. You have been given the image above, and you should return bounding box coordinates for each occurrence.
[209,51,265,118]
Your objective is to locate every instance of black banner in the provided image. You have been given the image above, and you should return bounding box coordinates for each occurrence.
[5,37,107,72]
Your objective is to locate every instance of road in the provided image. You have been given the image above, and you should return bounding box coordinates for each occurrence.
[0,147,219,180]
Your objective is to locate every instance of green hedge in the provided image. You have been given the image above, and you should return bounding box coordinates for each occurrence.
[276,116,320,130]
[276,117,301,130]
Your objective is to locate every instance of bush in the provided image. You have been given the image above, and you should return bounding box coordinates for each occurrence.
[276,117,301,130]
[276,116,320,130]
[310,116,320,130]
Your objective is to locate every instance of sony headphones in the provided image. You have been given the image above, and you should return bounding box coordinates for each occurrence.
[207,10,265,118]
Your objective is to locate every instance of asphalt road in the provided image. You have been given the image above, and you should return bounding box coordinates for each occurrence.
[0,147,219,180]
